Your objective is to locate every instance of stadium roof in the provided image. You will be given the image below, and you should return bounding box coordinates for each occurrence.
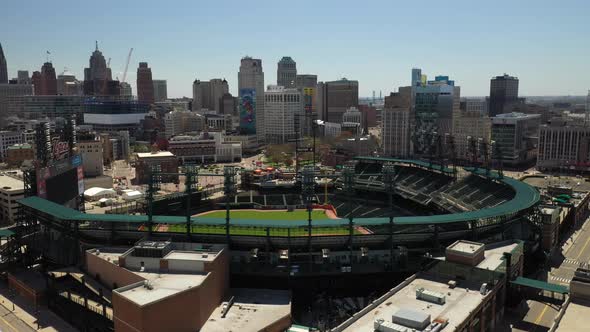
[353,156,455,174]
[17,163,540,228]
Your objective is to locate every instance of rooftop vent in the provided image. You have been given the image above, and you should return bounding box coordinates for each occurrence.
[416,288,446,305]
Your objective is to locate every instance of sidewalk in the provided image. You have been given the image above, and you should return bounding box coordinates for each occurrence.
[0,283,76,332]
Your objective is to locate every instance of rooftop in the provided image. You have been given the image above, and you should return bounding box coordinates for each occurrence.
[201,288,291,332]
[115,273,208,306]
[0,173,24,193]
[556,299,590,331]
[136,151,175,158]
[447,240,484,255]
[343,273,489,331]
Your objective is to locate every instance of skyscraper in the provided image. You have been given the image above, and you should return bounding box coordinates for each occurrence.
[264,85,302,144]
[411,68,422,87]
[136,62,154,104]
[382,86,413,158]
[40,62,57,95]
[316,78,359,123]
[0,43,7,84]
[238,57,264,141]
[31,71,42,94]
[17,71,30,85]
[120,82,132,96]
[83,42,119,96]
[153,80,168,102]
[57,69,81,96]
[192,78,228,112]
[277,57,296,88]
[489,74,519,117]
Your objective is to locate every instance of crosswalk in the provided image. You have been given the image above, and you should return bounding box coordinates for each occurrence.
[550,275,571,284]
[563,258,581,265]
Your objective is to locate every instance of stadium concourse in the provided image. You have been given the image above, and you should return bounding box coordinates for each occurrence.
[14,157,541,276]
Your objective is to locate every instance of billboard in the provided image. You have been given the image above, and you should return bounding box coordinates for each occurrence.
[36,154,84,209]
[303,87,315,114]
[239,88,256,135]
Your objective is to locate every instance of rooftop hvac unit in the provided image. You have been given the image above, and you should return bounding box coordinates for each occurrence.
[374,319,409,332]
[480,283,488,295]
[416,288,446,305]
[279,249,289,260]
[448,280,457,289]
[392,308,431,330]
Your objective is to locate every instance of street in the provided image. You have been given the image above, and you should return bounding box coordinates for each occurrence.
[0,303,35,332]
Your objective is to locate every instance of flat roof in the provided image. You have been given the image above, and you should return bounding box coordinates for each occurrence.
[115,273,208,306]
[0,173,24,193]
[136,151,175,158]
[555,299,590,331]
[476,242,519,271]
[200,288,291,332]
[447,240,484,255]
[164,251,217,262]
[343,274,488,331]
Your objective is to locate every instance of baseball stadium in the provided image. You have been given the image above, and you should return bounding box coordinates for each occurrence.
[12,156,541,277]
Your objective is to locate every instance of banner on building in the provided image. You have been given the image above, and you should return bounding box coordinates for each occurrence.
[239,88,256,134]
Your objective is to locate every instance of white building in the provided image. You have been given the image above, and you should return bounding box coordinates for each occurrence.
[0,172,24,225]
[0,131,23,160]
[452,108,491,161]
[264,85,302,144]
[537,117,590,171]
[168,132,241,163]
[152,80,168,102]
[321,121,342,137]
[238,57,265,143]
[491,112,540,166]
[77,139,104,177]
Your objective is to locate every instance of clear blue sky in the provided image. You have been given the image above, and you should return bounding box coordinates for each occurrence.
[2,0,589,98]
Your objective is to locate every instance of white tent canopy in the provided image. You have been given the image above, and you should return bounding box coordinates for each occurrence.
[84,187,117,200]
[122,190,143,201]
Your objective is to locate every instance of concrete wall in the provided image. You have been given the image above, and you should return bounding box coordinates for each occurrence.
[123,255,160,272]
[86,250,144,289]
[262,313,292,332]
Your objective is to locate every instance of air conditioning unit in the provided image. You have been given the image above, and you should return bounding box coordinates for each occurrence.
[416,288,446,305]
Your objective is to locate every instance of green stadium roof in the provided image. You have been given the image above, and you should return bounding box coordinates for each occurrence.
[17,162,540,228]
[353,156,455,174]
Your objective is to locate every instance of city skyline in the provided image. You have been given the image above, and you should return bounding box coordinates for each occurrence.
[2,0,589,98]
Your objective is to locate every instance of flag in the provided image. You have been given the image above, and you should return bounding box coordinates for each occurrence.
[46,51,50,55]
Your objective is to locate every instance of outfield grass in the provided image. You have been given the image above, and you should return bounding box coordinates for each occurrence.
[162,223,356,236]
[197,209,328,221]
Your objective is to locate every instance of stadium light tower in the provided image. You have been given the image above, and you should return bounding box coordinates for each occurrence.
[223,166,237,247]
[184,164,198,239]
[301,165,315,264]
[147,164,162,235]
[382,162,396,268]
[342,163,356,264]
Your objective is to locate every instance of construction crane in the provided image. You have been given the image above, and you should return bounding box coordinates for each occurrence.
[121,48,134,84]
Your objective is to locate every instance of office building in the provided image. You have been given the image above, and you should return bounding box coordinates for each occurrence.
[5,143,34,167]
[17,70,30,85]
[192,78,228,113]
[317,78,359,123]
[537,117,590,171]
[168,132,242,163]
[277,56,297,88]
[0,83,34,120]
[219,93,237,116]
[82,98,149,135]
[0,172,24,225]
[411,68,422,87]
[0,131,23,160]
[120,82,132,96]
[76,130,104,177]
[135,151,179,184]
[0,43,7,84]
[238,57,265,141]
[7,95,82,121]
[136,62,154,104]
[491,112,540,166]
[38,62,57,95]
[412,72,460,155]
[264,85,302,144]
[57,70,82,96]
[164,110,206,138]
[83,42,120,96]
[342,107,363,127]
[489,74,519,117]
[152,79,167,102]
[452,101,492,161]
[382,87,413,158]
[295,74,317,89]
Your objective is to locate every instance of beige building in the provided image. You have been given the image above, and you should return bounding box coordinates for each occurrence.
[0,172,24,225]
[164,110,205,138]
[382,87,412,158]
[537,117,590,171]
[452,108,491,161]
[264,85,303,144]
[77,140,104,177]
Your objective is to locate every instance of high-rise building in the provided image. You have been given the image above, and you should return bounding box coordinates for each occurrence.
[316,78,359,123]
[537,116,590,171]
[0,43,7,84]
[17,71,30,85]
[452,102,491,161]
[295,74,317,89]
[238,57,265,141]
[277,57,296,88]
[489,74,519,117]
[382,86,412,157]
[83,42,119,96]
[491,112,540,166]
[0,83,34,121]
[57,70,82,96]
[264,85,302,144]
[192,78,228,112]
[220,93,237,116]
[410,70,460,155]
[136,62,154,104]
[120,82,132,96]
[31,71,42,94]
[40,62,57,95]
[153,79,167,102]
[411,68,421,87]
[164,110,205,138]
